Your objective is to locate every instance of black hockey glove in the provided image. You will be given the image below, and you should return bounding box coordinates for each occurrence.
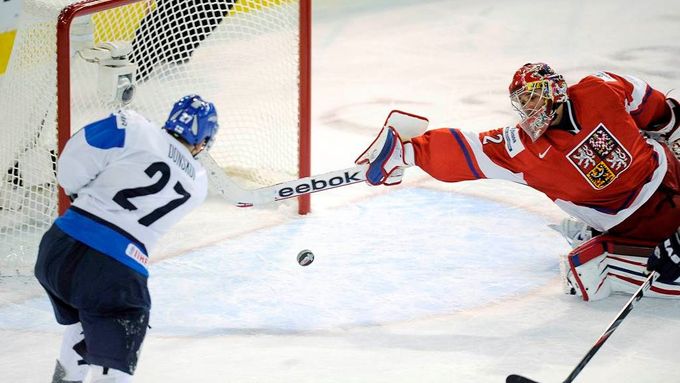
[647,231,680,283]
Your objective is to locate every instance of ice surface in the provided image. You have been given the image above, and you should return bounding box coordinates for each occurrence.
[2,0,680,382]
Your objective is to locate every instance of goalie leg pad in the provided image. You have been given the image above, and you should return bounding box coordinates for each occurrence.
[561,236,680,301]
[561,250,611,301]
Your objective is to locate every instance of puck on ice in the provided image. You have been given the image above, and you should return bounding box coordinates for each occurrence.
[297,249,314,266]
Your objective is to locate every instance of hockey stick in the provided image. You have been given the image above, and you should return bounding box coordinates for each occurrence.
[200,109,429,207]
[201,152,369,207]
[506,271,658,383]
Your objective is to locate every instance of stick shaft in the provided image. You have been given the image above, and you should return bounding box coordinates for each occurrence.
[506,272,657,383]
[201,153,367,207]
[562,272,656,383]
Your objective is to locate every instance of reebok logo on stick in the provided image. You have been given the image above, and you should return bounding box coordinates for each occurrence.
[276,170,363,200]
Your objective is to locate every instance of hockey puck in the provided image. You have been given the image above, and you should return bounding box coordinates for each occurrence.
[297,249,314,266]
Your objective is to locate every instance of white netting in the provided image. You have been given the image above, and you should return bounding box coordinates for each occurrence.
[0,0,305,276]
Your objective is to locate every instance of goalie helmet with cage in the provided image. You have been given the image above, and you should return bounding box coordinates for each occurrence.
[164,94,220,150]
[509,63,568,141]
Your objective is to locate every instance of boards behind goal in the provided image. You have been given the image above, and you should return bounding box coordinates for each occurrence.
[0,0,311,276]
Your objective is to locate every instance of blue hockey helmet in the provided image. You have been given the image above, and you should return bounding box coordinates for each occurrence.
[164,94,219,148]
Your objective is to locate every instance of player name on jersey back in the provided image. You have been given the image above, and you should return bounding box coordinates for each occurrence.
[168,143,197,180]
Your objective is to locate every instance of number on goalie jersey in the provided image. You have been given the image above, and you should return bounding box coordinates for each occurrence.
[34,95,219,382]
[358,63,680,300]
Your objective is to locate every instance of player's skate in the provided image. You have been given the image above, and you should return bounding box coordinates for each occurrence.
[52,359,82,383]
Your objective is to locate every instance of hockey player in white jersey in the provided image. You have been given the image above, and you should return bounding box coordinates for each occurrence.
[34,94,219,383]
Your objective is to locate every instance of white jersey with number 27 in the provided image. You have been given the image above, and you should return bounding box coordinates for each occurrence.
[55,109,208,276]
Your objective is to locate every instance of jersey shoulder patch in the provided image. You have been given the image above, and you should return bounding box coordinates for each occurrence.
[84,114,125,149]
[502,126,525,157]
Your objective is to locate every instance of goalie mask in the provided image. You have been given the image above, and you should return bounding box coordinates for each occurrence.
[509,63,568,141]
[164,94,219,151]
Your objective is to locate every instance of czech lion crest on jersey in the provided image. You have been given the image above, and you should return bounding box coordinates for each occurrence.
[567,124,632,190]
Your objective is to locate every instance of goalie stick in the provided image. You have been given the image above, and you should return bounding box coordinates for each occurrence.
[200,110,429,207]
[506,271,658,383]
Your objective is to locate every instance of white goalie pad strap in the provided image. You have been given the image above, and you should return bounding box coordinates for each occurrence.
[563,236,680,301]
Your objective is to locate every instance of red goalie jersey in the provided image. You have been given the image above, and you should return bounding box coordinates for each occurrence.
[411,72,680,241]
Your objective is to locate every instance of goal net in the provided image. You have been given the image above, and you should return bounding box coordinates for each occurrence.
[0,0,311,276]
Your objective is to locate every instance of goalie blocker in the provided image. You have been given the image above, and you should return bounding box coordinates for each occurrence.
[561,235,680,301]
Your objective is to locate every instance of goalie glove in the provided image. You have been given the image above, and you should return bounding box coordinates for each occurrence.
[647,230,680,283]
[355,110,427,186]
[355,126,414,186]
